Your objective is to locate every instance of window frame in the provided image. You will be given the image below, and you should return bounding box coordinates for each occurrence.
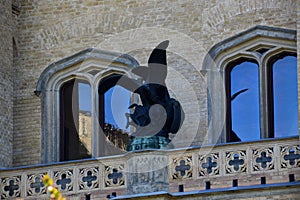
[59,78,93,161]
[36,48,139,163]
[225,57,260,142]
[264,50,298,139]
[98,73,131,156]
[202,25,298,144]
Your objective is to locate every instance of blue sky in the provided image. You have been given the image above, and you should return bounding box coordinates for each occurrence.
[273,56,298,137]
[78,83,130,130]
[231,61,260,141]
[231,56,298,141]
[105,85,130,130]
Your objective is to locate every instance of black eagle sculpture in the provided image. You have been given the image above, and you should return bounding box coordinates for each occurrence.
[118,40,184,150]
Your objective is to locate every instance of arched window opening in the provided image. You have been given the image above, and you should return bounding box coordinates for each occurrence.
[226,59,260,142]
[203,26,297,144]
[269,53,298,138]
[99,75,131,154]
[36,48,139,163]
[60,79,92,161]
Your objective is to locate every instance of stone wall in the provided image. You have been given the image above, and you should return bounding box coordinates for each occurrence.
[0,0,13,168]
[11,0,298,166]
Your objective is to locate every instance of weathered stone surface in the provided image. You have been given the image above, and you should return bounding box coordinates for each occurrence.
[126,152,169,194]
[0,0,13,168]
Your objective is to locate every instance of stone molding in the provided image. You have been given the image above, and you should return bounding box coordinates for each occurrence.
[202,25,296,73]
[36,48,139,95]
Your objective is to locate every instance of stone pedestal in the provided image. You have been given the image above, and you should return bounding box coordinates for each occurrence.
[127,136,173,151]
[126,152,169,194]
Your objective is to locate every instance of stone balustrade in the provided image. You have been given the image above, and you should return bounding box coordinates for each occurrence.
[1,137,299,199]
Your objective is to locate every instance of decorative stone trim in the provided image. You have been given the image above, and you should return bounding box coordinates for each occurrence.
[78,166,100,191]
[252,147,275,172]
[103,163,125,188]
[225,150,247,174]
[26,172,47,196]
[169,154,193,180]
[53,169,74,192]
[280,144,300,169]
[1,176,21,199]
[198,152,220,177]
[202,25,296,71]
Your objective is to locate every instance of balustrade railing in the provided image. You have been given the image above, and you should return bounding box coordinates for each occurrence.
[1,137,299,199]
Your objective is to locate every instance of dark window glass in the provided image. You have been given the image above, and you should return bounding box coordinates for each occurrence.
[60,80,91,161]
[229,61,260,142]
[272,55,298,138]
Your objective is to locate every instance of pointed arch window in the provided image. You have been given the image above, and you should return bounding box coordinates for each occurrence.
[226,59,260,142]
[60,79,92,161]
[36,48,139,163]
[203,25,298,144]
[98,74,131,155]
[269,53,298,138]
[225,52,298,143]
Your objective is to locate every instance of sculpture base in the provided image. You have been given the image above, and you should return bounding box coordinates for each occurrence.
[126,153,169,194]
[127,136,172,151]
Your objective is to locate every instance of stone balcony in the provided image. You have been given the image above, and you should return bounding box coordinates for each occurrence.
[1,137,299,199]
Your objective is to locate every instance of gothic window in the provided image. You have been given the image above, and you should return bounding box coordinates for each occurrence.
[36,48,139,163]
[203,25,298,144]
[226,59,260,142]
[269,53,298,138]
[60,80,92,161]
[98,74,131,155]
[225,53,298,143]
[59,74,131,161]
